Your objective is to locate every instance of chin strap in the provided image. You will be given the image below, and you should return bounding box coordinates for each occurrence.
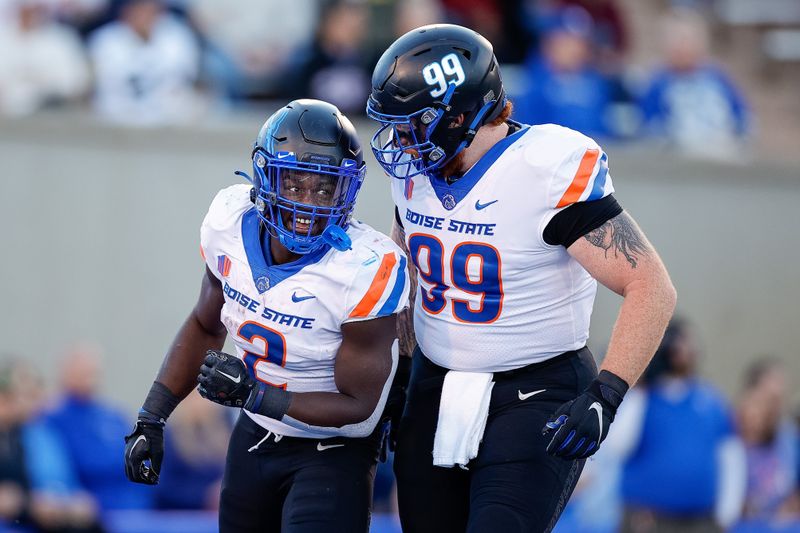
[427,92,504,181]
[235,170,254,183]
[240,166,351,253]
[454,98,502,153]
[322,225,352,251]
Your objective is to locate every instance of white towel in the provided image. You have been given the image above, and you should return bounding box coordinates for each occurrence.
[432,370,495,468]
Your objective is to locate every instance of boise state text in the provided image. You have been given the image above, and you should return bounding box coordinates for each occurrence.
[405,208,496,236]
[223,282,315,329]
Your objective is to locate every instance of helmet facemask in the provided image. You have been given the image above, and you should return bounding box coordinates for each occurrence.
[367,85,454,179]
[251,149,365,255]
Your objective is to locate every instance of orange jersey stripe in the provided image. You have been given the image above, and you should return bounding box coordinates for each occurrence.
[349,253,398,318]
[200,245,206,260]
[556,148,600,208]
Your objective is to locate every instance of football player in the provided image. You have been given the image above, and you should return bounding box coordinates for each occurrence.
[123,100,409,532]
[366,25,677,532]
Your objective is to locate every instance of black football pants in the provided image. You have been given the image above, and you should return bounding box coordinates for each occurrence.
[394,346,598,533]
[219,412,381,533]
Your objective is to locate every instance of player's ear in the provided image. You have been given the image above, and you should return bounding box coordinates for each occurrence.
[447,114,466,129]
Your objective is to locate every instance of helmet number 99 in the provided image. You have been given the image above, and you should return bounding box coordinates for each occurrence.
[422,53,466,98]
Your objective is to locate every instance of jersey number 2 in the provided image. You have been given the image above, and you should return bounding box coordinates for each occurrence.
[408,234,503,323]
[237,321,287,389]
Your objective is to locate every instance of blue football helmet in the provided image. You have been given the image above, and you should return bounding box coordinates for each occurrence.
[245,99,365,254]
[366,24,506,179]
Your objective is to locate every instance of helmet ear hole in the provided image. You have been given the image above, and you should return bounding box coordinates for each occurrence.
[249,187,256,204]
[447,114,466,129]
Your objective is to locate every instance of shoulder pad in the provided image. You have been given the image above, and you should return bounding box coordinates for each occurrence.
[342,223,410,322]
[522,125,614,209]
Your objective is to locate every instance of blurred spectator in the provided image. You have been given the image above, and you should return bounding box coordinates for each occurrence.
[639,8,750,159]
[0,360,30,528]
[88,0,202,125]
[0,0,90,116]
[290,0,371,115]
[610,318,746,533]
[552,442,623,533]
[0,358,104,532]
[442,0,532,64]
[513,6,622,138]
[46,343,153,513]
[48,0,111,38]
[391,0,445,45]
[737,358,798,520]
[153,391,229,511]
[558,0,628,70]
[187,0,318,100]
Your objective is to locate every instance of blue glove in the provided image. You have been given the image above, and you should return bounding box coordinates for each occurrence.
[542,370,628,460]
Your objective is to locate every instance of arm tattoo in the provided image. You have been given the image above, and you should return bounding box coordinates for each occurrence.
[583,212,649,268]
[391,221,418,357]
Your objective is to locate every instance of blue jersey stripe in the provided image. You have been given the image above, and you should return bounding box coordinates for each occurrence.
[377,256,407,316]
[586,153,609,201]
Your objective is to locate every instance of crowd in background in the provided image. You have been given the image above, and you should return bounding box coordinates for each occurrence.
[0,344,230,532]
[1,317,798,532]
[554,319,800,533]
[0,0,765,160]
[1,0,798,532]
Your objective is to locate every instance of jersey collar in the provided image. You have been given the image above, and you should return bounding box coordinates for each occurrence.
[241,208,331,293]
[428,126,529,210]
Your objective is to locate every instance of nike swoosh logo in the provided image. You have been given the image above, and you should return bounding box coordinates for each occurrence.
[291,291,316,303]
[317,442,345,452]
[589,401,603,444]
[276,153,291,159]
[128,434,147,458]
[475,199,498,210]
[518,389,546,401]
[217,370,241,383]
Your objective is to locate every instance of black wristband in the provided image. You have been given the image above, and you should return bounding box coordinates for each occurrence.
[141,381,180,422]
[594,370,629,410]
[246,385,293,420]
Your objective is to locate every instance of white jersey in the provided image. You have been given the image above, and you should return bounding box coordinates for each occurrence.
[200,184,409,438]
[392,124,614,372]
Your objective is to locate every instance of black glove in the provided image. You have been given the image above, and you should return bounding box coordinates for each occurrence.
[197,350,256,408]
[124,410,165,484]
[197,350,293,420]
[542,370,629,460]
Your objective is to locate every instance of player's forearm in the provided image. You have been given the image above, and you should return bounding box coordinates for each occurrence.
[154,310,227,401]
[285,391,380,428]
[599,276,676,386]
[396,306,417,358]
[391,219,418,357]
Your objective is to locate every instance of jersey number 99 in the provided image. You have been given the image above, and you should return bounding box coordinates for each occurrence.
[422,53,466,98]
[408,234,503,323]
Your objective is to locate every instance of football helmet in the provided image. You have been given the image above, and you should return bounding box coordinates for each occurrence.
[243,99,365,254]
[366,24,506,179]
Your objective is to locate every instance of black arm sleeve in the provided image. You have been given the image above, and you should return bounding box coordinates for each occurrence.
[543,194,623,248]
[395,206,404,229]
